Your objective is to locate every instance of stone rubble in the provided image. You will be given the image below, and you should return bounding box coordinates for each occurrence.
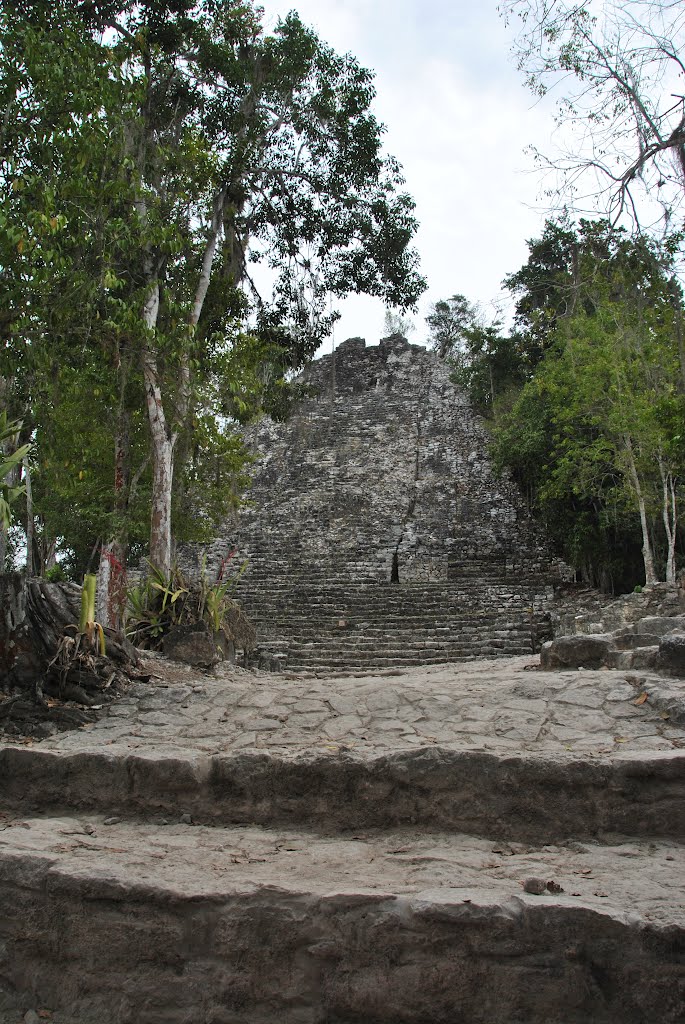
[541,608,685,676]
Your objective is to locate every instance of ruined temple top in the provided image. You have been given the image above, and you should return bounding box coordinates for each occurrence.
[306,335,443,399]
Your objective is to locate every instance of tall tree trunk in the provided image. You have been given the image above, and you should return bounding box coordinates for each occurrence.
[98,537,128,629]
[141,280,174,577]
[97,390,131,629]
[24,456,36,576]
[140,192,224,579]
[659,455,678,584]
[623,435,658,585]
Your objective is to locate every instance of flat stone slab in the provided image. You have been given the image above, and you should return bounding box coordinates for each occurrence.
[0,814,683,1023]
[4,654,683,760]
[2,655,685,843]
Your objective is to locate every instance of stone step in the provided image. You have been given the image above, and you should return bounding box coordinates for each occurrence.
[256,640,534,654]
[228,574,553,670]
[235,575,547,588]
[238,581,546,595]
[267,653,535,672]
[258,640,535,657]
[244,603,540,616]
[0,814,682,1023]
[3,742,684,843]
[240,605,546,619]
[244,612,539,628]
[235,585,548,599]
[237,585,540,598]
[250,624,539,640]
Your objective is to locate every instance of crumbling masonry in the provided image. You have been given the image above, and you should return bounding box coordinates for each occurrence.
[188,335,570,670]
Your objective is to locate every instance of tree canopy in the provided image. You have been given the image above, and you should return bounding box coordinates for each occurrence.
[0,0,425,614]
[437,217,685,590]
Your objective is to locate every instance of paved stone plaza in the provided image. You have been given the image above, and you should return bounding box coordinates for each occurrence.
[22,652,685,760]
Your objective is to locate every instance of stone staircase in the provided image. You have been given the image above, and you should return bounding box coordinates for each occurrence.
[235,576,554,671]
[0,656,684,1023]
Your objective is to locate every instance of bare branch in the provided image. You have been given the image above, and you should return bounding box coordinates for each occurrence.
[501,0,685,229]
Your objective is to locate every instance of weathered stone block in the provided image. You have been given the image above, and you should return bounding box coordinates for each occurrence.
[540,634,616,670]
[162,621,221,668]
[638,615,685,636]
[657,632,685,676]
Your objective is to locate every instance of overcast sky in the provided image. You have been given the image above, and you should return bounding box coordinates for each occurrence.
[258,0,559,349]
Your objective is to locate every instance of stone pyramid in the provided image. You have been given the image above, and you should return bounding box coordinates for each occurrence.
[187,336,569,670]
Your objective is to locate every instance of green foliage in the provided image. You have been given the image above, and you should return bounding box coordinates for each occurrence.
[426,294,478,360]
[27,361,151,577]
[125,558,249,649]
[427,297,526,418]
[1,0,425,582]
[383,309,415,337]
[79,572,106,655]
[451,327,528,418]
[44,563,66,583]
[491,219,685,589]
[0,415,30,530]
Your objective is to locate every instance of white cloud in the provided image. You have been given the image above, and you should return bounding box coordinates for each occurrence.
[257,0,559,346]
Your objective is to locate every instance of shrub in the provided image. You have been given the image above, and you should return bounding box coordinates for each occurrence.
[125,559,254,651]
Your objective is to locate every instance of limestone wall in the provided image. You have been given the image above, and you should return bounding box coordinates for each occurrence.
[190,335,567,588]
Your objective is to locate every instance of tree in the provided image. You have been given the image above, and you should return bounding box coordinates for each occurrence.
[383,309,416,337]
[492,224,685,587]
[503,216,680,362]
[452,326,528,418]
[1,0,425,616]
[425,294,478,359]
[500,0,685,227]
[427,295,526,417]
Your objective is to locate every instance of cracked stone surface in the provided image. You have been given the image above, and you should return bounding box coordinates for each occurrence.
[5,653,682,761]
[1,652,685,1023]
[0,813,683,1024]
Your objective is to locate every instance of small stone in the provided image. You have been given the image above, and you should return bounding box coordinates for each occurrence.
[523,877,548,895]
[546,880,564,894]
[103,816,121,826]
[606,684,637,702]
[180,812,193,825]
[24,1012,40,1024]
